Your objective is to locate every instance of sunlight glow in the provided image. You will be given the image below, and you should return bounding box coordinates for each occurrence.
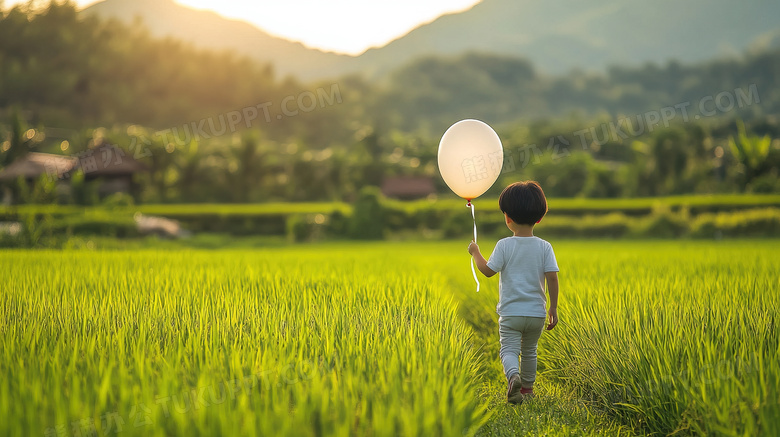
[7,0,481,55]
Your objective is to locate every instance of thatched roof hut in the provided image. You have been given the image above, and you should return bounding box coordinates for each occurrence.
[65,143,148,179]
[0,152,77,181]
[0,144,148,200]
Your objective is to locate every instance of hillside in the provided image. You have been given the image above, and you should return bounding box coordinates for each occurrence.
[82,0,350,81]
[355,0,780,78]
[83,0,780,81]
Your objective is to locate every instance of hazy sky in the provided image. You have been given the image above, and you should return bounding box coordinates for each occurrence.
[6,0,481,54]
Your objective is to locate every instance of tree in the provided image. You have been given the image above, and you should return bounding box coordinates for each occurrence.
[728,120,772,192]
[0,110,35,168]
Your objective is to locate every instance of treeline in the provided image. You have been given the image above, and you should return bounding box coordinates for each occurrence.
[0,2,359,146]
[378,51,780,136]
[4,112,777,205]
[3,2,780,137]
[0,1,779,205]
[3,191,779,248]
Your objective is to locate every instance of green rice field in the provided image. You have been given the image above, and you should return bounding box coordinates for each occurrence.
[2,241,778,436]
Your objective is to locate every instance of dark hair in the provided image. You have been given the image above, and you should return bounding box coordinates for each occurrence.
[498,181,548,225]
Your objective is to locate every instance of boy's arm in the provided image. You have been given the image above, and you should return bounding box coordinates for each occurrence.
[545,271,559,330]
[467,241,497,277]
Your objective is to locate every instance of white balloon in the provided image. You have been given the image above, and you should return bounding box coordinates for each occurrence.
[437,119,504,200]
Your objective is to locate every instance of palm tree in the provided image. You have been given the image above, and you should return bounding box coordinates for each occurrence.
[728,120,771,191]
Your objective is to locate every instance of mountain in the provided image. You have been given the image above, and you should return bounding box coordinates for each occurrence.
[82,0,350,81]
[354,0,780,78]
[83,0,780,82]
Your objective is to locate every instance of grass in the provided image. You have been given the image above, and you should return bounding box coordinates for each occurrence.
[1,247,487,436]
[538,242,780,436]
[2,193,779,218]
[388,194,780,213]
[1,241,778,436]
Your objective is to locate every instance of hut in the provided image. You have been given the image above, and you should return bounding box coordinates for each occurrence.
[380,176,435,200]
[0,143,147,203]
[65,143,148,197]
[0,152,77,183]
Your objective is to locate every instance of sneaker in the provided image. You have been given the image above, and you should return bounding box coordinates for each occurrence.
[520,387,534,399]
[506,374,523,404]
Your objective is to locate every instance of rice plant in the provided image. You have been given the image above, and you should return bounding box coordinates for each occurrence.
[1,240,777,436]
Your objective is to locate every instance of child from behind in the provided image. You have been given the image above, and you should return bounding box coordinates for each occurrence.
[467,180,559,404]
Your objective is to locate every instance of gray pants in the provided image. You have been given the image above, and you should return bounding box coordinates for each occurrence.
[498,316,546,388]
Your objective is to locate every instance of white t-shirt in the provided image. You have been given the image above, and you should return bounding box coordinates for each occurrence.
[486,236,559,317]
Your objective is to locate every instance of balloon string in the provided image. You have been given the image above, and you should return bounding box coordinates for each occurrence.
[467,200,480,293]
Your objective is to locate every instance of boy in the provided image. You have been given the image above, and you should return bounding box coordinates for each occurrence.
[467,180,559,404]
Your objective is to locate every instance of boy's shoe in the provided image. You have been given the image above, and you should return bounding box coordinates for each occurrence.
[506,374,523,404]
[520,387,534,399]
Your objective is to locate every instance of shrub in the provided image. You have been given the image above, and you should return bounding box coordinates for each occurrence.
[102,192,135,209]
[53,216,138,238]
[286,214,311,243]
[286,214,329,243]
[632,205,689,238]
[536,213,633,239]
[442,209,475,239]
[691,208,780,238]
[383,206,410,232]
[68,170,100,205]
[748,172,780,194]
[348,186,385,239]
[326,210,349,237]
[164,214,287,235]
[0,213,56,248]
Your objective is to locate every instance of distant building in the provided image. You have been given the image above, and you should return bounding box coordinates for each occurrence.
[0,143,147,203]
[0,152,77,182]
[66,143,148,197]
[380,176,435,200]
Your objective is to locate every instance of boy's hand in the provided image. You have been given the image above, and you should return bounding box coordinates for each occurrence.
[546,307,558,330]
[467,241,497,277]
[467,240,479,256]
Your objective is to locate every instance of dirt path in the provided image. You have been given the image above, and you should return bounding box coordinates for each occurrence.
[444,274,639,437]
